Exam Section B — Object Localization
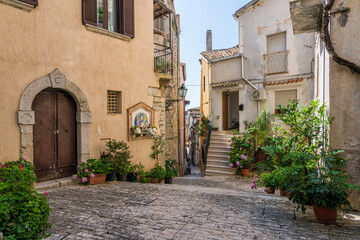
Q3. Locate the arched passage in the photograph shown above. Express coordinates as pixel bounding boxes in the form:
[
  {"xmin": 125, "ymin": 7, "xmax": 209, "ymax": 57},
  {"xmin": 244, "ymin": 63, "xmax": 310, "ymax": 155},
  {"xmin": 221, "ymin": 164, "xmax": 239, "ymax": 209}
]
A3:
[{"xmin": 18, "ymin": 69, "xmax": 92, "ymax": 180}]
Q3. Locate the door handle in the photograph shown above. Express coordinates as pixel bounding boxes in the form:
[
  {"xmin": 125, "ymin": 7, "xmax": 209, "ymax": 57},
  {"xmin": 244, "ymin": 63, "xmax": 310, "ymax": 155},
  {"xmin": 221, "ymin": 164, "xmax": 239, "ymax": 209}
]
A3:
[{"xmin": 54, "ymin": 130, "xmax": 60, "ymax": 135}]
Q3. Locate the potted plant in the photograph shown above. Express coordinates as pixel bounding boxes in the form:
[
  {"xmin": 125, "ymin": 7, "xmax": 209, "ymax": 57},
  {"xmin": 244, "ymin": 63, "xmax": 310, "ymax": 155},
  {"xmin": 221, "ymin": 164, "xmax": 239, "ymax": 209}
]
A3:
[
  {"xmin": 257, "ymin": 172, "xmax": 278, "ymax": 194},
  {"xmin": 147, "ymin": 162, "xmax": 166, "ymax": 184},
  {"xmin": 105, "ymin": 139, "xmax": 132, "ymax": 182},
  {"xmin": 165, "ymin": 158, "xmax": 178, "ymax": 184},
  {"xmin": 75, "ymin": 158, "xmax": 112, "ymax": 185},
  {"xmin": 127, "ymin": 163, "xmax": 140, "ymax": 182}
]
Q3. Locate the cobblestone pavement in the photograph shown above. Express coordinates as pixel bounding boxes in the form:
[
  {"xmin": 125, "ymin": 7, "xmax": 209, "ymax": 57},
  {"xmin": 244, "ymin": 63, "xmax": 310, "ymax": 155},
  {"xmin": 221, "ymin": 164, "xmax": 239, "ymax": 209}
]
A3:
[{"xmin": 44, "ymin": 176, "xmax": 360, "ymax": 240}]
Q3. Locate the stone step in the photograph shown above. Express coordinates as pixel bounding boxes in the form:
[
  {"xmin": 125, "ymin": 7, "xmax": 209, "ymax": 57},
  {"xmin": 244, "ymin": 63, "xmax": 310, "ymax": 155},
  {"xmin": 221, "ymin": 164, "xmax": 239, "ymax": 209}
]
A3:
[
  {"xmin": 207, "ymin": 154, "xmax": 229, "ymax": 161},
  {"xmin": 208, "ymin": 149, "xmax": 229, "ymax": 155},
  {"xmin": 207, "ymin": 159, "xmax": 230, "ymax": 166},
  {"xmin": 205, "ymin": 169, "xmax": 235, "ymax": 176},
  {"xmin": 206, "ymin": 164, "xmax": 236, "ymax": 172},
  {"xmin": 208, "ymin": 145, "xmax": 230, "ymax": 151},
  {"xmin": 210, "ymin": 141, "xmax": 231, "ymax": 147}
]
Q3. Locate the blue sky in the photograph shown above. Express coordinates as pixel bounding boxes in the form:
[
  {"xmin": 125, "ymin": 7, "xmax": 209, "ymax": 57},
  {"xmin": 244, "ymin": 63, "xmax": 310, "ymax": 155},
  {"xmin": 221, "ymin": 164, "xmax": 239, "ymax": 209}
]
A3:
[{"xmin": 176, "ymin": 0, "xmax": 248, "ymax": 110}]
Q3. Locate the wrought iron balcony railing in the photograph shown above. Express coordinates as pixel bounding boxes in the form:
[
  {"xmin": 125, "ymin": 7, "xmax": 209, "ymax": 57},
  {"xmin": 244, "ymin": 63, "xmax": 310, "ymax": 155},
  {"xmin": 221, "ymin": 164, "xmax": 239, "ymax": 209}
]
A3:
[
  {"xmin": 263, "ymin": 50, "xmax": 289, "ymax": 75},
  {"xmin": 154, "ymin": 43, "xmax": 173, "ymax": 75}
]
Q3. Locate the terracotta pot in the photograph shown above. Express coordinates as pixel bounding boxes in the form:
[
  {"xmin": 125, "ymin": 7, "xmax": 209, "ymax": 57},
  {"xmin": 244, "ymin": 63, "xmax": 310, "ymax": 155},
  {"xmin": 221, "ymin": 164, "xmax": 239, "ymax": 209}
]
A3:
[
  {"xmin": 313, "ymin": 205, "xmax": 338, "ymax": 224},
  {"xmin": 240, "ymin": 168, "xmax": 250, "ymax": 177},
  {"xmin": 159, "ymin": 179, "xmax": 165, "ymax": 184},
  {"xmin": 266, "ymin": 186, "xmax": 275, "ymax": 194},
  {"xmin": 86, "ymin": 173, "xmax": 106, "ymax": 185},
  {"xmin": 279, "ymin": 188, "xmax": 287, "ymax": 197},
  {"xmin": 256, "ymin": 152, "xmax": 268, "ymax": 162},
  {"xmin": 149, "ymin": 177, "xmax": 158, "ymax": 183}
]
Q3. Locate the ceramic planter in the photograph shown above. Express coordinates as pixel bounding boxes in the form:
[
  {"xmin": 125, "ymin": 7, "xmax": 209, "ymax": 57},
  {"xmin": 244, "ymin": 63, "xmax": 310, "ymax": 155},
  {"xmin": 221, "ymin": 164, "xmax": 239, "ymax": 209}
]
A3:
[
  {"xmin": 313, "ymin": 205, "xmax": 338, "ymax": 224},
  {"xmin": 86, "ymin": 173, "xmax": 106, "ymax": 185},
  {"xmin": 106, "ymin": 170, "xmax": 117, "ymax": 181},
  {"xmin": 127, "ymin": 172, "xmax": 137, "ymax": 182},
  {"xmin": 165, "ymin": 177, "xmax": 174, "ymax": 184},
  {"xmin": 117, "ymin": 173, "xmax": 127, "ymax": 181},
  {"xmin": 240, "ymin": 168, "xmax": 250, "ymax": 177}
]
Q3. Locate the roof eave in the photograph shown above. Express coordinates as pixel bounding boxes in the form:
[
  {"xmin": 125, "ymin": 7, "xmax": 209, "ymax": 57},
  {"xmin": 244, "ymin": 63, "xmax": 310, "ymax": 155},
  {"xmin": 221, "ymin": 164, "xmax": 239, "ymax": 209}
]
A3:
[{"xmin": 234, "ymin": 0, "xmax": 260, "ymax": 18}]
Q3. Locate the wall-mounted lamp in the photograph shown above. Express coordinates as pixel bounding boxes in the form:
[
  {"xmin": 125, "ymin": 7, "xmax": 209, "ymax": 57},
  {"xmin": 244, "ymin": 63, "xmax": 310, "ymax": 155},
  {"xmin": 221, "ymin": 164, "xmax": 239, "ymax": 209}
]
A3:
[
  {"xmin": 239, "ymin": 103, "xmax": 244, "ymax": 111},
  {"xmin": 165, "ymin": 84, "xmax": 188, "ymax": 109}
]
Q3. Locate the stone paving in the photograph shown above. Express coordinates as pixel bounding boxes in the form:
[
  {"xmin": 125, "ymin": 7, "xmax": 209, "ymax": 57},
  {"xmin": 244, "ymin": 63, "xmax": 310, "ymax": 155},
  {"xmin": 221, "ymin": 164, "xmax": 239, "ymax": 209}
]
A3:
[{"xmin": 43, "ymin": 176, "xmax": 360, "ymax": 240}]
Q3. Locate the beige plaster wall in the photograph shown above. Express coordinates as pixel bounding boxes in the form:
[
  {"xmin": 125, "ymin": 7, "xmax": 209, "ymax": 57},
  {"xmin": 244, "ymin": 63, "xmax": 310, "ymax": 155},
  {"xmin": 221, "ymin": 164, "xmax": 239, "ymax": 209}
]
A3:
[
  {"xmin": 0, "ymin": 0, "xmax": 160, "ymax": 170},
  {"xmin": 327, "ymin": 0, "xmax": 360, "ymax": 210},
  {"xmin": 211, "ymin": 57, "xmax": 242, "ymax": 83}
]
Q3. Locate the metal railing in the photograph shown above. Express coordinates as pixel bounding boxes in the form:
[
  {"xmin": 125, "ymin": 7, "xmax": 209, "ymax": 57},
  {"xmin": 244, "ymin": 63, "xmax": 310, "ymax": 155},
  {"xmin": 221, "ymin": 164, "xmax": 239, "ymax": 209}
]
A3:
[
  {"xmin": 264, "ymin": 50, "xmax": 289, "ymax": 74},
  {"xmin": 154, "ymin": 43, "xmax": 173, "ymax": 75}
]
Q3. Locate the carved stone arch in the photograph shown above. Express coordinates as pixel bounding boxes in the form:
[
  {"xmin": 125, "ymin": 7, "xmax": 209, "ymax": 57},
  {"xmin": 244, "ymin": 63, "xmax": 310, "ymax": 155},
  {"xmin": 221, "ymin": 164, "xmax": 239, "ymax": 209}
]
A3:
[{"xmin": 18, "ymin": 69, "xmax": 92, "ymax": 168}]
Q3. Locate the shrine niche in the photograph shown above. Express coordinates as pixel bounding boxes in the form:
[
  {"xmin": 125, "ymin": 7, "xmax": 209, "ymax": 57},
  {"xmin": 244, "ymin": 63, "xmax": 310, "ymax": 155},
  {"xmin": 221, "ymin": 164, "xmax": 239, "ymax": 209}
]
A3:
[{"xmin": 127, "ymin": 102, "xmax": 155, "ymax": 141}]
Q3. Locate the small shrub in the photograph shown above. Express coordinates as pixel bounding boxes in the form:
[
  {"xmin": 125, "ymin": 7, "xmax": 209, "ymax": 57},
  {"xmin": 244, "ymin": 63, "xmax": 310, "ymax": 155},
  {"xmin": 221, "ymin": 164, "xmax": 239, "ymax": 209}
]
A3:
[{"xmin": 0, "ymin": 157, "xmax": 51, "ymax": 239}]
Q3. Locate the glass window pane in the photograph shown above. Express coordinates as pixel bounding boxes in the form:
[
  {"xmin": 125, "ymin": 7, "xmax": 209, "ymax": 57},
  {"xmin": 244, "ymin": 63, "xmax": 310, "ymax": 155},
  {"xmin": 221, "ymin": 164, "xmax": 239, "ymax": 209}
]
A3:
[
  {"xmin": 97, "ymin": 0, "xmax": 104, "ymax": 28},
  {"xmin": 108, "ymin": 0, "xmax": 116, "ymax": 32}
]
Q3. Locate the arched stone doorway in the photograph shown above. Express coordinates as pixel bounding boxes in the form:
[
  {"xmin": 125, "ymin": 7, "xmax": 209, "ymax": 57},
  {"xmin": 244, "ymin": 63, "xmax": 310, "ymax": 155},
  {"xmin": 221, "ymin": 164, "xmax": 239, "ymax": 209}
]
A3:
[{"xmin": 18, "ymin": 69, "xmax": 92, "ymax": 181}]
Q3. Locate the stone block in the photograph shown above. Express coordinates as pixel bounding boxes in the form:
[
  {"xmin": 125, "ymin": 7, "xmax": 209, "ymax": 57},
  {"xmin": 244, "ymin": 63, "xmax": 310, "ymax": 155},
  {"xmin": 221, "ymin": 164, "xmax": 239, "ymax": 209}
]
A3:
[{"xmin": 18, "ymin": 111, "xmax": 35, "ymax": 125}]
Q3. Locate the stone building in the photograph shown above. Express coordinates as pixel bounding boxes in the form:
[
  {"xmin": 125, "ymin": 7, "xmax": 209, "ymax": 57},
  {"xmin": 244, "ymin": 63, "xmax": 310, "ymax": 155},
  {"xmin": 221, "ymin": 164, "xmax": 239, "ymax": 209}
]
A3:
[
  {"xmin": 0, "ymin": 0, "xmax": 180, "ymax": 182},
  {"xmin": 290, "ymin": 0, "xmax": 360, "ymax": 210},
  {"xmin": 200, "ymin": 0, "xmax": 316, "ymax": 132}
]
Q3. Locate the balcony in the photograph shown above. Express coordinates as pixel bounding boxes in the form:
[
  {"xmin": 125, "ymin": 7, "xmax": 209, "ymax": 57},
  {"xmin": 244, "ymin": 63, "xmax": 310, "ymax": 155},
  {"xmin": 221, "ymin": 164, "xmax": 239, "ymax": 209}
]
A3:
[
  {"xmin": 154, "ymin": 43, "xmax": 173, "ymax": 75},
  {"xmin": 263, "ymin": 50, "xmax": 289, "ymax": 75}
]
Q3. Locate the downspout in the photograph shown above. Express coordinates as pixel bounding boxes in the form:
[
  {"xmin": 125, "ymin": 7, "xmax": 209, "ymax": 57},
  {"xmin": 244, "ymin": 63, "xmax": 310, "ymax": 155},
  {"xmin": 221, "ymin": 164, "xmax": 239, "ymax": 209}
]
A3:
[{"xmin": 235, "ymin": 17, "xmax": 260, "ymax": 116}]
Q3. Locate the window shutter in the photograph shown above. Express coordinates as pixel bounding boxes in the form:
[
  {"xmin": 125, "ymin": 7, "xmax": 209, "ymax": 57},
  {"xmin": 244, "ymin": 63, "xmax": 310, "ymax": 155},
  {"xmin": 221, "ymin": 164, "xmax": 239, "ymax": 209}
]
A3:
[
  {"xmin": 122, "ymin": 0, "xmax": 134, "ymax": 38},
  {"xmin": 18, "ymin": 0, "xmax": 38, "ymax": 7},
  {"xmin": 82, "ymin": 0, "xmax": 97, "ymax": 26}
]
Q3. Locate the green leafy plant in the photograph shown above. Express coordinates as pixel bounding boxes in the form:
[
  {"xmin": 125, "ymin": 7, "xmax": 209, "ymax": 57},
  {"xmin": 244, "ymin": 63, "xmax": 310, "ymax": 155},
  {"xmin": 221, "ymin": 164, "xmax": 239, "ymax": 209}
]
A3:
[
  {"xmin": 151, "ymin": 135, "xmax": 164, "ymax": 161},
  {"xmin": 136, "ymin": 164, "xmax": 150, "ymax": 183},
  {"xmin": 227, "ymin": 130, "xmax": 255, "ymax": 169},
  {"xmin": 76, "ymin": 158, "xmax": 113, "ymax": 184},
  {"xmin": 0, "ymin": 157, "xmax": 51, "ymax": 239},
  {"xmin": 106, "ymin": 139, "xmax": 132, "ymax": 175},
  {"xmin": 165, "ymin": 158, "xmax": 178, "ymax": 178},
  {"xmin": 147, "ymin": 162, "xmax": 166, "ymax": 182}
]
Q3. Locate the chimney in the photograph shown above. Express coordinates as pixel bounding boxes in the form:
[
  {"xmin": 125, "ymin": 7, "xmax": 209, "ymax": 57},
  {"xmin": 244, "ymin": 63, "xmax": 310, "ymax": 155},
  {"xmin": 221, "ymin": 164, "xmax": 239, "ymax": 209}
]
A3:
[{"xmin": 206, "ymin": 30, "xmax": 212, "ymax": 51}]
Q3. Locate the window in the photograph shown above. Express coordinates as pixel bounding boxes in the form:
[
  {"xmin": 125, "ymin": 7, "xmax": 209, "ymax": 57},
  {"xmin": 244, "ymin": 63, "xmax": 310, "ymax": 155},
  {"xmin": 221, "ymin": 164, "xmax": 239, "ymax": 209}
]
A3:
[
  {"xmin": 107, "ymin": 90, "xmax": 122, "ymax": 114},
  {"xmin": 275, "ymin": 90, "xmax": 297, "ymax": 114},
  {"xmin": 154, "ymin": 17, "xmax": 166, "ymax": 33},
  {"xmin": 265, "ymin": 32, "xmax": 288, "ymax": 74},
  {"xmin": 82, "ymin": 0, "xmax": 134, "ymax": 38},
  {"xmin": 203, "ymin": 76, "xmax": 206, "ymax": 92}
]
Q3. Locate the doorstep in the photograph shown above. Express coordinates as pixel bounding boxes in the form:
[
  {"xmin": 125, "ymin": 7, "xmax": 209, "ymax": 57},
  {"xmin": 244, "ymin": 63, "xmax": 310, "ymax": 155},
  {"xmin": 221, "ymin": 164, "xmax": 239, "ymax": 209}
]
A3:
[{"xmin": 35, "ymin": 177, "xmax": 76, "ymax": 190}]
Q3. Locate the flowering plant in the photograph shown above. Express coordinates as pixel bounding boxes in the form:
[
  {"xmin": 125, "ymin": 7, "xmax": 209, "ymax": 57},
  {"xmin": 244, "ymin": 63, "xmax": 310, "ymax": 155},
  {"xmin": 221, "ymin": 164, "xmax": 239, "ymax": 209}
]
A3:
[
  {"xmin": 75, "ymin": 158, "xmax": 113, "ymax": 184},
  {"xmin": 132, "ymin": 126, "xmax": 142, "ymax": 137},
  {"xmin": 0, "ymin": 157, "xmax": 51, "ymax": 239},
  {"xmin": 227, "ymin": 130, "xmax": 255, "ymax": 169},
  {"xmin": 146, "ymin": 124, "xmax": 158, "ymax": 136},
  {"xmin": 195, "ymin": 115, "xmax": 217, "ymax": 136}
]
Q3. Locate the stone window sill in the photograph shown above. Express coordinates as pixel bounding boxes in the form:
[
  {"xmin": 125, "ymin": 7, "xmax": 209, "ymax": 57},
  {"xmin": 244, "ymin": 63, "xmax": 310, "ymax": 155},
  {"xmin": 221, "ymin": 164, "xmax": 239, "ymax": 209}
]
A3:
[
  {"xmin": 0, "ymin": 0, "xmax": 34, "ymax": 12},
  {"xmin": 85, "ymin": 24, "xmax": 131, "ymax": 42}
]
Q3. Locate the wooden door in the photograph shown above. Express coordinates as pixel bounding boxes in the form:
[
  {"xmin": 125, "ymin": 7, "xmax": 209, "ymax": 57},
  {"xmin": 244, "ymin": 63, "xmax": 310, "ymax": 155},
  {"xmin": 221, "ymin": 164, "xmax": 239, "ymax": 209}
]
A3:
[
  {"xmin": 222, "ymin": 92, "xmax": 228, "ymax": 130},
  {"xmin": 32, "ymin": 89, "xmax": 77, "ymax": 182}
]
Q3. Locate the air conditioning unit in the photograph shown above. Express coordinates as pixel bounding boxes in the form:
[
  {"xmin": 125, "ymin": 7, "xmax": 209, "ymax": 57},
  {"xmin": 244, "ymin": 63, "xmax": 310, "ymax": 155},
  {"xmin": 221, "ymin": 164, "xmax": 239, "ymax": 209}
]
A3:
[{"xmin": 251, "ymin": 89, "xmax": 266, "ymax": 101}]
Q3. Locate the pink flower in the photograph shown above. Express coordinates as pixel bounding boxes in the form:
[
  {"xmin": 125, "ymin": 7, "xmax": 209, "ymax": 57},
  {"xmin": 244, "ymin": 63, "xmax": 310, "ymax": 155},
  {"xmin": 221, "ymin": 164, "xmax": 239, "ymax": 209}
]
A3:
[
  {"xmin": 227, "ymin": 147, "xmax": 230, "ymax": 151},
  {"xmin": 20, "ymin": 166, "xmax": 24, "ymax": 170},
  {"xmin": 23, "ymin": 156, "xmax": 28, "ymax": 160},
  {"xmin": 1, "ymin": 165, "xmax": 6, "ymax": 168},
  {"xmin": 82, "ymin": 177, "xmax": 87, "ymax": 183},
  {"xmin": 0, "ymin": 179, "xmax": 2, "ymax": 182},
  {"xmin": 265, "ymin": 188, "xmax": 269, "ymax": 192},
  {"xmin": 236, "ymin": 161, "xmax": 240, "ymax": 166},
  {"xmin": 240, "ymin": 155, "xmax": 245, "ymax": 159},
  {"xmin": 251, "ymin": 184, "xmax": 256, "ymax": 189},
  {"xmin": 84, "ymin": 169, "xmax": 89, "ymax": 173},
  {"xmin": 253, "ymin": 180, "xmax": 257, "ymax": 184},
  {"xmin": 239, "ymin": 147, "xmax": 242, "ymax": 150},
  {"xmin": 244, "ymin": 156, "xmax": 247, "ymax": 160},
  {"xmin": 229, "ymin": 163, "xmax": 233, "ymax": 168},
  {"xmin": 43, "ymin": 192, "xmax": 48, "ymax": 196},
  {"xmin": 227, "ymin": 156, "xmax": 230, "ymax": 159},
  {"xmin": 90, "ymin": 173, "xmax": 95, "ymax": 178},
  {"xmin": 72, "ymin": 175, "xmax": 78, "ymax": 180},
  {"xmin": 239, "ymin": 165, "xmax": 243, "ymax": 168},
  {"xmin": 254, "ymin": 175, "xmax": 258, "ymax": 178}
]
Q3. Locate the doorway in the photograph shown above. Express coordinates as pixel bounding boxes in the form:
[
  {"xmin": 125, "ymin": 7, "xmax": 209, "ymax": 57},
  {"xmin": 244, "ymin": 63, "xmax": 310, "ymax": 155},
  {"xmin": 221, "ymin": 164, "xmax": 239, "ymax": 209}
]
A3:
[
  {"xmin": 32, "ymin": 89, "xmax": 77, "ymax": 182},
  {"xmin": 222, "ymin": 91, "xmax": 239, "ymax": 130}
]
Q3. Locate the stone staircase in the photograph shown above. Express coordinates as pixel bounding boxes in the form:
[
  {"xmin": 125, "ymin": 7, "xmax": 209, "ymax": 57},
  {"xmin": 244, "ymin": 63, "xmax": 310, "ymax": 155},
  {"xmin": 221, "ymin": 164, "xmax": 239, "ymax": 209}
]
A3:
[{"xmin": 205, "ymin": 131, "xmax": 236, "ymax": 176}]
